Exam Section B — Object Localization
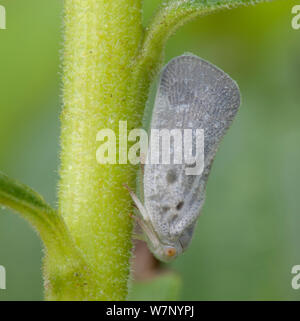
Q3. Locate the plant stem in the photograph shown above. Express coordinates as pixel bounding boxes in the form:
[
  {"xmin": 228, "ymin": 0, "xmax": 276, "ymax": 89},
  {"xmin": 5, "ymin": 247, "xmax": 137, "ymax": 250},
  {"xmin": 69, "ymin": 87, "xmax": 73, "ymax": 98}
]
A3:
[
  {"xmin": 58, "ymin": 0, "xmax": 143, "ymax": 300},
  {"xmin": 51, "ymin": 0, "xmax": 272, "ymax": 300}
]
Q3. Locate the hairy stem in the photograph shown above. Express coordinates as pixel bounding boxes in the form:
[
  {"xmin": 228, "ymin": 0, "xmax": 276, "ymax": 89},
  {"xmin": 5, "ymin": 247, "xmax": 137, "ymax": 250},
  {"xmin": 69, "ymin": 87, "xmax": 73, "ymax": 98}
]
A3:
[
  {"xmin": 55, "ymin": 0, "xmax": 271, "ymax": 300},
  {"xmin": 58, "ymin": 0, "xmax": 143, "ymax": 300},
  {"xmin": 132, "ymin": 0, "xmax": 271, "ymax": 116}
]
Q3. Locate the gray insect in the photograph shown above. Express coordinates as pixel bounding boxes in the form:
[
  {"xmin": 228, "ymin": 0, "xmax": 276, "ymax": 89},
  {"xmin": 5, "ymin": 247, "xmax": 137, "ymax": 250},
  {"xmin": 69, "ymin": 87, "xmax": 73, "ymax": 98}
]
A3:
[{"xmin": 126, "ymin": 54, "xmax": 240, "ymax": 262}]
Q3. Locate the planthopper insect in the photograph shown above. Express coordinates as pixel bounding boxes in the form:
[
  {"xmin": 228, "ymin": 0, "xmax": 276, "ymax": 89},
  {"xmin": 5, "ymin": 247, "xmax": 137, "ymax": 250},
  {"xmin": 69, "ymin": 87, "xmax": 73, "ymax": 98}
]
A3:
[{"xmin": 126, "ymin": 54, "xmax": 241, "ymax": 262}]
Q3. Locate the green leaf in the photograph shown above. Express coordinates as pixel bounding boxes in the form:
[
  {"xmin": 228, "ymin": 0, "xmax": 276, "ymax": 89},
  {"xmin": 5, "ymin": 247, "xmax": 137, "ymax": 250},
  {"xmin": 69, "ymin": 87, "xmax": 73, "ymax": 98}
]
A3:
[
  {"xmin": 128, "ymin": 272, "xmax": 182, "ymax": 301},
  {"xmin": 0, "ymin": 171, "xmax": 67, "ymax": 250},
  {"xmin": 0, "ymin": 171, "xmax": 90, "ymax": 300}
]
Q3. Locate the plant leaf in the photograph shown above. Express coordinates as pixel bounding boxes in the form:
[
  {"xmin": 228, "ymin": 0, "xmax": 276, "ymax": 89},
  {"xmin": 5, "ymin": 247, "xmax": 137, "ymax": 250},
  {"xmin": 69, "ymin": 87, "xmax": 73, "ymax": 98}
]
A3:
[
  {"xmin": 0, "ymin": 171, "xmax": 91, "ymax": 299},
  {"xmin": 0, "ymin": 171, "xmax": 70, "ymax": 252}
]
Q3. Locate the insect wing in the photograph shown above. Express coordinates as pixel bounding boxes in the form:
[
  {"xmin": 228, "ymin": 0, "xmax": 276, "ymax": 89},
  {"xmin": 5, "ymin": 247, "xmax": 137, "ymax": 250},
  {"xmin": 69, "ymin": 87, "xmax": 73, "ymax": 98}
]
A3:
[{"xmin": 144, "ymin": 55, "xmax": 241, "ymax": 242}]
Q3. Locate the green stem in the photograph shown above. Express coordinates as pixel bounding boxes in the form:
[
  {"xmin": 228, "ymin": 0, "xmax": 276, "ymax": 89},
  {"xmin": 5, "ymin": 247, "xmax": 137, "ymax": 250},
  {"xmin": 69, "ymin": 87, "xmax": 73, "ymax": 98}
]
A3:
[
  {"xmin": 55, "ymin": 0, "xmax": 271, "ymax": 301},
  {"xmin": 0, "ymin": 0, "xmax": 274, "ymax": 302},
  {"xmin": 132, "ymin": 0, "xmax": 271, "ymax": 115},
  {"xmin": 58, "ymin": 0, "xmax": 143, "ymax": 300}
]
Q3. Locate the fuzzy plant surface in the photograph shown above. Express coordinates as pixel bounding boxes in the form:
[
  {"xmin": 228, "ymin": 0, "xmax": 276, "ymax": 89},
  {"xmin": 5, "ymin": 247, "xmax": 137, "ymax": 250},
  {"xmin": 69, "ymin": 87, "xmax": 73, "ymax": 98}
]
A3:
[{"xmin": 0, "ymin": 0, "xmax": 272, "ymax": 301}]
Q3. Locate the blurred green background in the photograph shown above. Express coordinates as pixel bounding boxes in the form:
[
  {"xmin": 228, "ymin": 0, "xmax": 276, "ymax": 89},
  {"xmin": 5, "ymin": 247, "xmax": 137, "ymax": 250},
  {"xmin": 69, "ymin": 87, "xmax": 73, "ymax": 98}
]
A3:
[{"xmin": 0, "ymin": 0, "xmax": 299, "ymax": 300}]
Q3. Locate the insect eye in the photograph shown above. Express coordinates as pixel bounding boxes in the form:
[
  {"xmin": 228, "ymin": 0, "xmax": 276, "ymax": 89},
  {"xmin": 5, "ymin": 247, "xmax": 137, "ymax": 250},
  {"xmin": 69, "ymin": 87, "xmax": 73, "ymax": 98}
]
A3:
[
  {"xmin": 176, "ymin": 201, "xmax": 184, "ymax": 211},
  {"xmin": 165, "ymin": 247, "xmax": 177, "ymax": 257}
]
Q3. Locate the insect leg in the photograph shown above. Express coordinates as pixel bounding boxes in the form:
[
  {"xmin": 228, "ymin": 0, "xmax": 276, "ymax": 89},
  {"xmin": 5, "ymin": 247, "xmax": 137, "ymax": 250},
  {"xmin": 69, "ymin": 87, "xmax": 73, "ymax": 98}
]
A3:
[
  {"xmin": 130, "ymin": 212, "xmax": 160, "ymax": 249},
  {"xmin": 123, "ymin": 183, "xmax": 150, "ymax": 221}
]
